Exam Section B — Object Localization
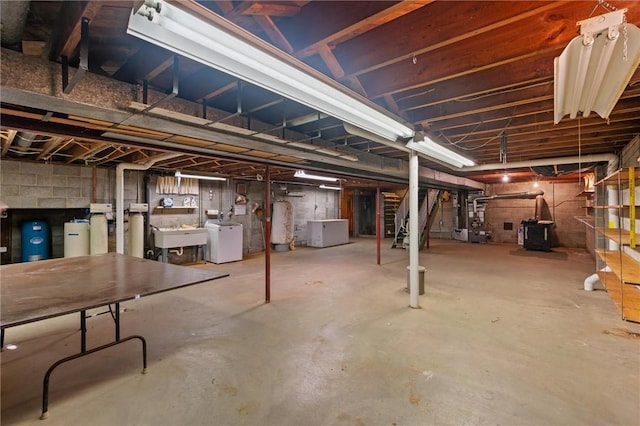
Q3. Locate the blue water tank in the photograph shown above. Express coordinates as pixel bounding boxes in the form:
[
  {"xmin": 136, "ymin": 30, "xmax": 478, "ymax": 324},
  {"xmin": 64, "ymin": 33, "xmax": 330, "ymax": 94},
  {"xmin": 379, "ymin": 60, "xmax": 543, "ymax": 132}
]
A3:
[{"xmin": 21, "ymin": 220, "xmax": 50, "ymax": 262}]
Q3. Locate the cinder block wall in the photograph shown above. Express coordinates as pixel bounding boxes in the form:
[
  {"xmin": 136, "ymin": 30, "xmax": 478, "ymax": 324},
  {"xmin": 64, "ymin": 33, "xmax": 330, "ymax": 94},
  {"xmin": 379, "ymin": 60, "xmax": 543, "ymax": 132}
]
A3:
[
  {"xmin": 196, "ymin": 180, "xmax": 339, "ymax": 251},
  {"xmin": 1, "ymin": 160, "xmax": 144, "ymax": 262},
  {"xmin": 1, "ymin": 160, "xmax": 340, "ymax": 263},
  {"xmin": 485, "ymin": 180, "xmax": 586, "ymax": 248},
  {"xmin": 0, "ymin": 159, "xmax": 110, "ymax": 208}
]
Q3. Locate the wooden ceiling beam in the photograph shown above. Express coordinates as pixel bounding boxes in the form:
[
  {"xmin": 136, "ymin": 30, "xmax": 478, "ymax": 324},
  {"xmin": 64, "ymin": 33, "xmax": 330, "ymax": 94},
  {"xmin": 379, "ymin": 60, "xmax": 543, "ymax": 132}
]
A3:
[
  {"xmin": 446, "ymin": 112, "xmax": 640, "ymax": 143},
  {"xmin": 144, "ymin": 56, "xmax": 175, "ymax": 82},
  {"xmin": 360, "ymin": 43, "xmax": 562, "ymax": 100},
  {"xmin": 49, "ymin": 1, "xmax": 102, "ymax": 61},
  {"xmin": 335, "ymin": 1, "xmax": 569, "ymax": 79},
  {"xmin": 37, "ymin": 136, "xmax": 66, "ymax": 160},
  {"xmin": 242, "ymin": 2, "xmax": 302, "ymax": 17},
  {"xmin": 419, "ymin": 95, "xmax": 552, "ymax": 125},
  {"xmin": 1, "ymin": 130, "xmax": 17, "ymax": 156},
  {"xmin": 113, "ymin": 45, "xmax": 172, "ymax": 83},
  {"xmin": 220, "ymin": 2, "xmax": 259, "ymax": 21},
  {"xmin": 95, "ymin": 146, "xmax": 144, "ymax": 165},
  {"xmin": 432, "ymin": 98, "xmax": 640, "ymax": 133},
  {"xmin": 456, "ymin": 128, "xmax": 640, "ymax": 151},
  {"xmin": 471, "ymin": 142, "xmax": 630, "ymax": 161},
  {"xmin": 412, "ymin": 83, "xmax": 553, "ymax": 124},
  {"xmin": 214, "ymin": 0, "xmax": 234, "ymax": 15},
  {"xmin": 295, "ymin": 1, "xmax": 432, "ymax": 59},
  {"xmin": 65, "ymin": 142, "xmax": 110, "ymax": 164},
  {"xmin": 317, "ymin": 45, "xmax": 345, "ymax": 80},
  {"xmin": 396, "ymin": 57, "xmax": 554, "ymax": 112},
  {"xmin": 201, "ymin": 81, "xmax": 238, "ymax": 102},
  {"xmin": 463, "ymin": 131, "xmax": 634, "ymax": 150},
  {"xmin": 253, "ymin": 15, "xmax": 294, "ymax": 54},
  {"xmin": 352, "ymin": 2, "xmax": 640, "ymax": 99}
]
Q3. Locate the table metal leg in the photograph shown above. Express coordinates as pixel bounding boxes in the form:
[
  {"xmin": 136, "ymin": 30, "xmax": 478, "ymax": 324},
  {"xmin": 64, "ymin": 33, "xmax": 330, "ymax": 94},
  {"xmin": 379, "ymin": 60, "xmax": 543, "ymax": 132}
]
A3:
[
  {"xmin": 162, "ymin": 248, "xmax": 168, "ymax": 263},
  {"xmin": 80, "ymin": 310, "xmax": 86, "ymax": 353},
  {"xmin": 115, "ymin": 302, "xmax": 120, "ymax": 341},
  {"xmin": 1, "ymin": 328, "xmax": 4, "ymax": 351},
  {"xmin": 40, "ymin": 335, "xmax": 147, "ymax": 420}
]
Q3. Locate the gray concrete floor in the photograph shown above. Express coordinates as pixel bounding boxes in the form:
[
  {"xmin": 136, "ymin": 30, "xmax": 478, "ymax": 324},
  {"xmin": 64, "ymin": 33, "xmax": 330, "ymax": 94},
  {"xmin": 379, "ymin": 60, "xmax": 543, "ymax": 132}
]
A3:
[{"xmin": 2, "ymin": 238, "xmax": 639, "ymax": 426}]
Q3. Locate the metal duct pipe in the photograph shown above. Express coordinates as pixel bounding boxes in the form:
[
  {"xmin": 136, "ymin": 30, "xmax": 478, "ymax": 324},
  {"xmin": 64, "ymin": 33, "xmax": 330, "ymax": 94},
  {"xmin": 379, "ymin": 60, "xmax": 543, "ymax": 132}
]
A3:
[
  {"xmin": 459, "ymin": 154, "xmax": 617, "ymax": 172},
  {"xmin": 472, "ymin": 190, "xmax": 544, "ymax": 213},
  {"xmin": 116, "ymin": 153, "xmax": 181, "ymax": 254},
  {"xmin": 1, "ymin": 1, "xmax": 30, "ymax": 47},
  {"xmin": 16, "ymin": 131, "xmax": 37, "ymax": 147},
  {"xmin": 535, "ymin": 195, "xmax": 545, "ymax": 220}
]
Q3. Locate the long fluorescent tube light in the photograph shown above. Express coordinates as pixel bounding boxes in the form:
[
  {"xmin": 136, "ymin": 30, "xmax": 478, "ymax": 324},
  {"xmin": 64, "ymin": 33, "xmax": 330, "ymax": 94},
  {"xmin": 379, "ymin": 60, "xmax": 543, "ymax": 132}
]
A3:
[
  {"xmin": 406, "ymin": 137, "xmax": 475, "ymax": 168},
  {"xmin": 175, "ymin": 171, "xmax": 226, "ymax": 181},
  {"xmin": 554, "ymin": 9, "xmax": 640, "ymax": 123},
  {"xmin": 294, "ymin": 170, "xmax": 338, "ymax": 182},
  {"xmin": 319, "ymin": 185, "xmax": 342, "ymax": 191},
  {"xmin": 127, "ymin": 1, "xmax": 414, "ymax": 143}
]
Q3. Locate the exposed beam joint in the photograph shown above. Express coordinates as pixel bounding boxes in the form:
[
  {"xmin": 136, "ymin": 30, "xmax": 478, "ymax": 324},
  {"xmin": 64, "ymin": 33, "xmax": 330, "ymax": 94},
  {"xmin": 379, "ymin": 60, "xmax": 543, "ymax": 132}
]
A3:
[{"xmin": 295, "ymin": 1, "xmax": 432, "ymax": 59}]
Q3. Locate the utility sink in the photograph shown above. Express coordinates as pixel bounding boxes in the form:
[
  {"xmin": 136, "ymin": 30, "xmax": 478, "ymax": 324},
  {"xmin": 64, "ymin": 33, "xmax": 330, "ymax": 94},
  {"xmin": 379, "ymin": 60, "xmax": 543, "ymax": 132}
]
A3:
[{"xmin": 153, "ymin": 228, "xmax": 208, "ymax": 248}]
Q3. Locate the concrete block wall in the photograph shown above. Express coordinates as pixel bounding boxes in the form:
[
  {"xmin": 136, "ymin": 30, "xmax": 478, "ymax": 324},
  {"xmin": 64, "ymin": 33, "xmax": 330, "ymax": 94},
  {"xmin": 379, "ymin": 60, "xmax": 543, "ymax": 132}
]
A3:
[
  {"xmin": 147, "ymin": 177, "xmax": 340, "ymax": 258},
  {"xmin": 1, "ymin": 160, "xmax": 145, "ymax": 262},
  {"xmin": 0, "ymin": 159, "xmax": 110, "ymax": 208},
  {"xmin": 485, "ymin": 180, "xmax": 586, "ymax": 248},
  {"xmin": 195, "ymin": 180, "xmax": 339, "ymax": 251}
]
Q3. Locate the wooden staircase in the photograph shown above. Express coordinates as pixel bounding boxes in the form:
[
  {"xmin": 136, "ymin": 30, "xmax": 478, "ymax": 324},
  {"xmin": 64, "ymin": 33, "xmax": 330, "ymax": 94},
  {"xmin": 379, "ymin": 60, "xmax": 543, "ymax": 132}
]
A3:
[{"xmin": 391, "ymin": 188, "xmax": 440, "ymax": 249}]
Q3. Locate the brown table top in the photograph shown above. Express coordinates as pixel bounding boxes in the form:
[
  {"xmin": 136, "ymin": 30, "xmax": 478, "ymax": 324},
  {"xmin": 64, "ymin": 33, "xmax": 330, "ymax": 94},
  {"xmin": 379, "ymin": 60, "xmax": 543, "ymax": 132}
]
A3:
[{"xmin": 1, "ymin": 253, "xmax": 228, "ymax": 329}]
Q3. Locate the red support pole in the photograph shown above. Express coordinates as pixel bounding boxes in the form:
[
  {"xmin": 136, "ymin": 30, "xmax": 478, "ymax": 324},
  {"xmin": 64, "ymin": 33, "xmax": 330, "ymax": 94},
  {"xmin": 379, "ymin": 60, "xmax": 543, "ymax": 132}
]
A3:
[
  {"xmin": 426, "ymin": 189, "xmax": 430, "ymax": 249},
  {"xmin": 265, "ymin": 166, "xmax": 271, "ymax": 303},
  {"xmin": 376, "ymin": 186, "xmax": 381, "ymax": 265}
]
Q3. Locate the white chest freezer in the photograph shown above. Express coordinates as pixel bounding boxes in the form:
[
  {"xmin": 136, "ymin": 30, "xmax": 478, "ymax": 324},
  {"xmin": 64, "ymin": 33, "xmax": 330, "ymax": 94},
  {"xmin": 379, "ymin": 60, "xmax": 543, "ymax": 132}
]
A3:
[
  {"xmin": 205, "ymin": 221, "xmax": 243, "ymax": 263},
  {"xmin": 307, "ymin": 219, "xmax": 349, "ymax": 248}
]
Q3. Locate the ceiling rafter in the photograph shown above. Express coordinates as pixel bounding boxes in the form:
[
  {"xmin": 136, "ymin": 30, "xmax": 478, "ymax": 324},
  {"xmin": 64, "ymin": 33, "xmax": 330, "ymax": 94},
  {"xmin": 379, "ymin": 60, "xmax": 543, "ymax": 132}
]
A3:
[
  {"xmin": 37, "ymin": 136, "xmax": 66, "ymax": 160},
  {"xmin": 294, "ymin": 1, "xmax": 432, "ymax": 59},
  {"xmin": 49, "ymin": 1, "xmax": 103, "ymax": 61},
  {"xmin": 337, "ymin": 2, "xmax": 568, "ymax": 80},
  {"xmin": 253, "ymin": 15, "xmax": 294, "ymax": 54}
]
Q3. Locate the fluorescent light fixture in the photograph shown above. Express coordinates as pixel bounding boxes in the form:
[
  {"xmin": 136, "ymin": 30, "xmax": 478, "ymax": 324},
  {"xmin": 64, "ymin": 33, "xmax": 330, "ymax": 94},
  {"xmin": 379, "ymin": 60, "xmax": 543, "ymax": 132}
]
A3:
[
  {"xmin": 294, "ymin": 170, "xmax": 338, "ymax": 182},
  {"xmin": 319, "ymin": 185, "xmax": 342, "ymax": 191},
  {"xmin": 406, "ymin": 136, "xmax": 475, "ymax": 168},
  {"xmin": 554, "ymin": 9, "xmax": 640, "ymax": 123},
  {"xmin": 175, "ymin": 171, "xmax": 226, "ymax": 181},
  {"xmin": 127, "ymin": 1, "xmax": 414, "ymax": 143}
]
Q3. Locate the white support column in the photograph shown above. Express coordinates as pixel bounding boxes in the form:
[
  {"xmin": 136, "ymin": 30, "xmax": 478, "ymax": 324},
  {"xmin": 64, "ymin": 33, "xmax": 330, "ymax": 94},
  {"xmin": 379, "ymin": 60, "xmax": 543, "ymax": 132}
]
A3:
[{"xmin": 409, "ymin": 150, "xmax": 420, "ymax": 308}]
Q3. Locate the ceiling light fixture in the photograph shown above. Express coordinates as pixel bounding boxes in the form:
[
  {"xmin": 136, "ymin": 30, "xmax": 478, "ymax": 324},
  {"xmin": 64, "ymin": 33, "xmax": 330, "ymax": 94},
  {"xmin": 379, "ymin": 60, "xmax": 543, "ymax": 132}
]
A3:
[
  {"xmin": 127, "ymin": 0, "xmax": 414, "ymax": 143},
  {"xmin": 319, "ymin": 184, "xmax": 342, "ymax": 191},
  {"xmin": 406, "ymin": 135, "xmax": 475, "ymax": 168},
  {"xmin": 554, "ymin": 8, "xmax": 640, "ymax": 123},
  {"xmin": 175, "ymin": 171, "xmax": 226, "ymax": 181},
  {"xmin": 294, "ymin": 170, "xmax": 338, "ymax": 182}
]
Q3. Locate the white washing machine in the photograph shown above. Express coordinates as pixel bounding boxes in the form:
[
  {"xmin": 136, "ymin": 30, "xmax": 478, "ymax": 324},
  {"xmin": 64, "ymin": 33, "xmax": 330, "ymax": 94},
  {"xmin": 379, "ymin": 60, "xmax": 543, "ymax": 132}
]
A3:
[{"xmin": 205, "ymin": 220, "xmax": 243, "ymax": 263}]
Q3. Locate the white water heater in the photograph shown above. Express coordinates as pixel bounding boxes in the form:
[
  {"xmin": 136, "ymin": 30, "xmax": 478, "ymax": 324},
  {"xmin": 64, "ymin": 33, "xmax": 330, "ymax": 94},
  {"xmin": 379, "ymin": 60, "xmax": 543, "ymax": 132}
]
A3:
[{"xmin": 271, "ymin": 201, "xmax": 294, "ymax": 245}]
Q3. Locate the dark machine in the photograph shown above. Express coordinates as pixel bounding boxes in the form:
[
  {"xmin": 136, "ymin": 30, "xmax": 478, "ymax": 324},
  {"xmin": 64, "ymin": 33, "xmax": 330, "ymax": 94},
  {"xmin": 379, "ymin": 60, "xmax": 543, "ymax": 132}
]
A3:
[{"xmin": 467, "ymin": 190, "xmax": 545, "ymax": 244}]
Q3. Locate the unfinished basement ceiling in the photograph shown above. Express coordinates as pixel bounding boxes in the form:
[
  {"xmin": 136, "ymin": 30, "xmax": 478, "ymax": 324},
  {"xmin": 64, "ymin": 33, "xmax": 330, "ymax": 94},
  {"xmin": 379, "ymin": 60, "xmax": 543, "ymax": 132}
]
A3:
[{"xmin": 1, "ymin": 1, "xmax": 639, "ymax": 186}]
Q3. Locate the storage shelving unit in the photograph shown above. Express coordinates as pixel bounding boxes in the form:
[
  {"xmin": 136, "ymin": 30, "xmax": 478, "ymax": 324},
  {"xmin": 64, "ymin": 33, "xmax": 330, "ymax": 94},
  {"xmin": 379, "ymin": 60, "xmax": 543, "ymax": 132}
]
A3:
[{"xmin": 594, "ymin": 167, "xmax": 640, "ymax": 322}]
